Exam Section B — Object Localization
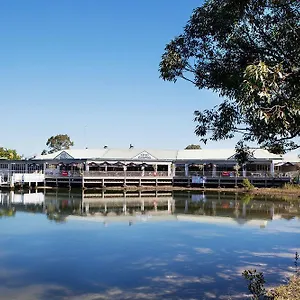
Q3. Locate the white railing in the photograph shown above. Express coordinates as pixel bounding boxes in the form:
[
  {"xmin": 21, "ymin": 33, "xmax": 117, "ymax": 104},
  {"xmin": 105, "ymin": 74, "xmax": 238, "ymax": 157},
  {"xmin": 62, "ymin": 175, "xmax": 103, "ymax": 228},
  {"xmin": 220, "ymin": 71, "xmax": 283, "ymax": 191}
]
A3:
[
  {"xmin": 175, "ymin": 170, "xmax": 290, "ymax": 178},
  {"xmin": 83, "ymin": 171, "xmax": 169, "ymax": 177},
  {"xmin": 13, "ymin": 173, "xmax": 45, "ymax": 183}
]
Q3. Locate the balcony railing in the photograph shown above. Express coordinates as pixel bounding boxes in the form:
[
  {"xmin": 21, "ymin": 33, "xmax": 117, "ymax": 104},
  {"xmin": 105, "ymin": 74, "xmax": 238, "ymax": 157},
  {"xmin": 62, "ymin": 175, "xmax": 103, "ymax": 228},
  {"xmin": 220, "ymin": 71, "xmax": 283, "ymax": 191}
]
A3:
[
  {"xmin": 175, "ymin": 170, "xmax": 289, "ymax": 178},
  {"xmin": 83, "ymin": 171, "xmax": 169, "ymax": 177}
]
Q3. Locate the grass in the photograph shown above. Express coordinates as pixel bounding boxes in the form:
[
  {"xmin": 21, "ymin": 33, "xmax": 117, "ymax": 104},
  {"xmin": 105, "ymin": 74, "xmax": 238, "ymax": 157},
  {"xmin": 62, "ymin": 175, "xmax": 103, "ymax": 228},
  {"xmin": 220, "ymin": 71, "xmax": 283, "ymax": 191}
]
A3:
[
  {"xmin": 282, "ymin": 183, "xmax": 300, "ymax": 191},
  {"xmin": 267, "ymin": 276, "xmax": 300, "ymax": 300}
]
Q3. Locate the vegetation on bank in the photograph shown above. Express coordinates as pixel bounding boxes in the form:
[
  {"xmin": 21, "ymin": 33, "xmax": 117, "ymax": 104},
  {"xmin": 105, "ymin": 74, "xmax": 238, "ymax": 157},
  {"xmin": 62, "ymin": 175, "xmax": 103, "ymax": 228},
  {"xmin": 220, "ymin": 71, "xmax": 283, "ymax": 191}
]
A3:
[
  {"xmin": 243, "ymin": 253, "xmax": 299, "ymax": 300},
  {"xmin": 268, "ymin": 276, "xmax": 300, "ymax": 300},
  {"xmin": 244, "ymin": 271, "xmax": 300, "ymax": 300},
  {"xmin": 0, "ymin": 208, "xmax": 16, "ymax": 217}
]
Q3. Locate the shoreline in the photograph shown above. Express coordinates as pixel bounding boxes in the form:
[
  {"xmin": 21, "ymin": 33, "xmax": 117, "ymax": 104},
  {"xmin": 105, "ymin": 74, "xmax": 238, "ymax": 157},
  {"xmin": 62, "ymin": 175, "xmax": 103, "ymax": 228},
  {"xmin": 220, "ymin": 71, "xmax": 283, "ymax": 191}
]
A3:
[
  {"xmin": 1, "ymin": 185, "xmax": 298, "ymax": 200},
  {"xmin": 32, "ymin": 185, "xmax": 300, "ymax": 199}
]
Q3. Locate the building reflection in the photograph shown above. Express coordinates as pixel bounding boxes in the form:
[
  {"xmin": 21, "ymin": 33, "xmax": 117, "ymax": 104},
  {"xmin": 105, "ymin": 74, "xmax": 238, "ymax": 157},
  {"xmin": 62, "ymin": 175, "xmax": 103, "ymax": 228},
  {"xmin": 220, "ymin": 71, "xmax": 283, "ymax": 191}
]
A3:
[{"xmin": 0, "ymin": 190, "xmax": 300, "ymax": 226}]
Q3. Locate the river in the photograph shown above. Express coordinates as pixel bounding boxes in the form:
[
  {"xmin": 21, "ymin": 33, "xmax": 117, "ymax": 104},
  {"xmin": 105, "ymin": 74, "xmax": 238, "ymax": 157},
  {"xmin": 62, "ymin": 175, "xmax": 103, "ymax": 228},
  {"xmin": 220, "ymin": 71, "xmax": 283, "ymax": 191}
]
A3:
[{"xmin": 0, "ymin": 190, "xmax": 299, "ymax": 299}]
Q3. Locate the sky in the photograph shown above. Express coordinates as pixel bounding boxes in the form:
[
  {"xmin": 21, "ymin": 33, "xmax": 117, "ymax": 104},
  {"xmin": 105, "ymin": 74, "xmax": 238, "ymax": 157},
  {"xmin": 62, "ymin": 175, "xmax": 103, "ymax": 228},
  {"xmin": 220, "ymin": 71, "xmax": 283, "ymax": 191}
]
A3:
[{"xmin": 0, "ymin": 0, "xmax": 237, "ymax": 157}]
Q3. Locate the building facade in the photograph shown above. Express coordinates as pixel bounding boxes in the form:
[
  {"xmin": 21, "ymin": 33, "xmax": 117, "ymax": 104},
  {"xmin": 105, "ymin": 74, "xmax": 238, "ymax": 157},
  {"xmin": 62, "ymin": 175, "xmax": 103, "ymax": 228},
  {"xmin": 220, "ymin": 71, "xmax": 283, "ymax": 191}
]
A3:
[{"xmin": 0, "ymin": 147, "xmax": 287, "ymax": 188}]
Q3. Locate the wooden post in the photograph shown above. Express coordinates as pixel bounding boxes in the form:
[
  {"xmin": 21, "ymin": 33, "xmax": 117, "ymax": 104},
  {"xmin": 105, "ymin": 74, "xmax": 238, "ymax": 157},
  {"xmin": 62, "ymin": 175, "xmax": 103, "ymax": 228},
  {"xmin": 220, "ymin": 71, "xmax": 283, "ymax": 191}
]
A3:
[{"xmin": 187, "ymin": 176, "xmax": 191, "ymax": 188}]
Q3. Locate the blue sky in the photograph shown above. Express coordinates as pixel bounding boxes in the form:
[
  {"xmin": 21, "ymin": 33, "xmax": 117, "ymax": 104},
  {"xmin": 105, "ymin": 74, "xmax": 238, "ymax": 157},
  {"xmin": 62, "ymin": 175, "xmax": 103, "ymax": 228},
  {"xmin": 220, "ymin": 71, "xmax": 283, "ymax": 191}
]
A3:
[{"xmin": 0, "ymin": 0, "xmax": 235, "ymax": 157}]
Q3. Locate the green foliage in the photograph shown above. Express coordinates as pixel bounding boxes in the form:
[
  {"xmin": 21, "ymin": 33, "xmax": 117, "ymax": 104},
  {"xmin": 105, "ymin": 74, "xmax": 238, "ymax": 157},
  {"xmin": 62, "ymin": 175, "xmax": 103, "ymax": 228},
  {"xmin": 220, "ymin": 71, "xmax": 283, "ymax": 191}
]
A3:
[
  {"xmin": 0, "ymin": 208, "xmax": 16, "ymax": 217},
  {"xmin": 282, "ymin": 183, "xmax": 300, "ymax": 190},
  {"xmin": 241, "ymin": 193, "xmax": 254, "ymax": 204},
  {"xmin": 47, "ymin": 213, "xmax": 66, "ymax": 223},
  {"xmin": 267, "ymin": 275, "xmax": 300, "ymax": 300},
  {"xmin": 243, "ymin": 253, "xmax": 300, "ymax": 300},
  {"xmin": 185, "ymin": 144, "xmax": 201, "ymax": 149},
  {"xmin": 41, "ymin": 149, "xmax": 48, "ymax": 155},
  {"xmin": 242, "ymin": 178, "xmax": 255, "ymax": 190},
  {"xmin": 235, "ymin": 141, "xmax": 253, "ymax": 165},
  {"xmin": 242, "ymin": 269, "xmax": 267, "ymax": 300},
  {"xmin": 45, "ymin": 134, "xmax": 74, "ymax": 154},
  {"xmin": 159, "ymin": 0, "xmax": 300, "ymax": 154},
  {"xmin": 0, "ymin": 147, "xmax": 21, "ymax": 160}
]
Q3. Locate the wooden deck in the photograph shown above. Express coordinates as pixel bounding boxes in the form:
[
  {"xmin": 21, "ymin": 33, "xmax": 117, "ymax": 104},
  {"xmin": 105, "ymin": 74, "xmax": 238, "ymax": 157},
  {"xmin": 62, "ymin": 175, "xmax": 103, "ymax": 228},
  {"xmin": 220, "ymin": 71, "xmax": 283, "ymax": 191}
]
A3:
[{"xmin": 0, "ymin": 171, "xmax": 291, "ymax": 189}]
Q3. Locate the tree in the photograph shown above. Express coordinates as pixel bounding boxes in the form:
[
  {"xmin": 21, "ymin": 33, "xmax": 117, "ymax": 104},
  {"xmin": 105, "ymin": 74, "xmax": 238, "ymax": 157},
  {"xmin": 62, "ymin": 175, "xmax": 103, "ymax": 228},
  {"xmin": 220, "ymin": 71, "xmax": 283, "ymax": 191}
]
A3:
[
  {"xmin": 185, "ymin": 144, "xmax": 201, "ymax": 149},
  {"xmin": 159, "ymin": 0, "xmax": 300, "ymax": 154},
  {"xmin": 0, "ymin": 147, "xmax": 21, "ymax": 160},
  {"xmin": 45, "ymin": 134, "xmax": 74, "ymax": 154},
  {"xmin": 41, "ymin": 149, "xmax": 48, "ymax": 155}
]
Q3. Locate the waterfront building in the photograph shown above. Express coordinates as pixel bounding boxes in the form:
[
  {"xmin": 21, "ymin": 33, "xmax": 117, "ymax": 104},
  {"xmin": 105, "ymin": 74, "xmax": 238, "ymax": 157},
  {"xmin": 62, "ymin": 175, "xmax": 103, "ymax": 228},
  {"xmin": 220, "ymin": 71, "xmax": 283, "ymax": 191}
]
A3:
[{"xmin": 0, "ymin": 147, "xmax": 291, "ymax": 188}]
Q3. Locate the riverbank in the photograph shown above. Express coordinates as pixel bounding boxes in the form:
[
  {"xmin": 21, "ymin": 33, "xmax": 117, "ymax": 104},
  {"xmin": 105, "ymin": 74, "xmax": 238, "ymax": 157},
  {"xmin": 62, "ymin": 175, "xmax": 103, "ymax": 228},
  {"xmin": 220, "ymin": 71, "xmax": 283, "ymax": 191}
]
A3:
[
  {"xmin": 32, "ymin": 184, "xmax": 300, "ymax": 197},
  {"xmin": 6, "ymin": 184, "xmax": 298, "ymax": 201},
  {"xmin": 81, "ymin": 185, "xmax": 300, "ymax": 198},
  {"xmin": 268, "ymin": 275, "xmax": 300, "ymax": 299}
]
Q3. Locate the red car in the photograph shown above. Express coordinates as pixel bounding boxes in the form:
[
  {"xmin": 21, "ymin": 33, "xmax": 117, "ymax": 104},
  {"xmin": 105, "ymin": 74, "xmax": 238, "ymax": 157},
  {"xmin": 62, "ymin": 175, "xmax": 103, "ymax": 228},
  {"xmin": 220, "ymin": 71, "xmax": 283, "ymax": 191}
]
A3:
[{"xmin": 61, "ymin": 171, "xmax": 69, "ymax": 176}]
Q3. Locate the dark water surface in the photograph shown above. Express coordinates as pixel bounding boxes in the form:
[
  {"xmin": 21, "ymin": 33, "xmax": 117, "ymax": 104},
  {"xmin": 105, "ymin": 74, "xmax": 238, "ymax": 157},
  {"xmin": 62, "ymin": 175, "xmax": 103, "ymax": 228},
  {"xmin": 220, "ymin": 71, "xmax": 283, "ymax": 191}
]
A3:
[{"xmin": 0, "ymin": 190, "xmax": 299, "ymax": 300}]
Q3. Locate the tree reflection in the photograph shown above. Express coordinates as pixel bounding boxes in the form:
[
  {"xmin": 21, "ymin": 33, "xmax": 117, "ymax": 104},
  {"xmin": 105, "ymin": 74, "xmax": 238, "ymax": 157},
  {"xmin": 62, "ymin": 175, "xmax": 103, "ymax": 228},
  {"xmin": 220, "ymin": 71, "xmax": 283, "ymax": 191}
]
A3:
[
  {"xmin": 0, "ymin": 208, "xmax": 16, "ymax": 217},
  {"xmin": 46, "ymin": 213, "xmax": 66, "ymax": 223}
]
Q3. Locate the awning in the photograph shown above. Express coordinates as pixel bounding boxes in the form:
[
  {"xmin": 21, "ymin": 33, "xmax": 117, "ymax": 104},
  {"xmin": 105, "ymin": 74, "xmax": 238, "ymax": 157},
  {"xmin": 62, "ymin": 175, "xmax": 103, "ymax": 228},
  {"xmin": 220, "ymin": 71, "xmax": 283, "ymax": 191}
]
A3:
[
  {"xmin": 98, "ymin": 161, "xmax": 111, "ymax": 166},
  {"xmin": 126, "ymin": 162, "xmax": 138, "ymax": 167},
  {"xmin": 111, "ymin": 161, "xmax": 126, "ymax": 166},
  {"xmin": 88, "ymin": 162, "xmax": 99, "ymax": 167}
]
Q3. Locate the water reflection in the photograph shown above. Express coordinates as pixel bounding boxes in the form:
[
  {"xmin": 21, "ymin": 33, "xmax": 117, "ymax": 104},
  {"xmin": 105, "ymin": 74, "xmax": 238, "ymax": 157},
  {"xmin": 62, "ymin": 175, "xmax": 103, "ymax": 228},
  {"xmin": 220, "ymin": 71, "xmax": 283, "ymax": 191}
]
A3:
[
  {"xmin": 0, "ymin": 190, "xmax": 299, "ymax": 299},
  {"xmin": 1, "ymin": 190, "xmax": 300, "ymax": 226}
]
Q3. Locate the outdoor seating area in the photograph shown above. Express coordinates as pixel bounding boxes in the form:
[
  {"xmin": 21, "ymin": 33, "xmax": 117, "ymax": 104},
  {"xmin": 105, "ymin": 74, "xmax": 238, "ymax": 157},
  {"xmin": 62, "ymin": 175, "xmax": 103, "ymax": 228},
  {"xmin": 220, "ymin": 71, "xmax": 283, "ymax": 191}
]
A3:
[{"xmin": 0, "ymin": 147, "xmax": 298, "ymax": 188}]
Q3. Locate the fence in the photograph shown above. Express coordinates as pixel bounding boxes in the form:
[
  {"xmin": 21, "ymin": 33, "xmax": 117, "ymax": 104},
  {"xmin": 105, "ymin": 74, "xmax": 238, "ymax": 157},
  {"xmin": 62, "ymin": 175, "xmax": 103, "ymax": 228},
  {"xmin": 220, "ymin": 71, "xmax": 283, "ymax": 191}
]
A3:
[{"xmin": 175, "ymin": 170, "xmax": 291, "ymax": 178}]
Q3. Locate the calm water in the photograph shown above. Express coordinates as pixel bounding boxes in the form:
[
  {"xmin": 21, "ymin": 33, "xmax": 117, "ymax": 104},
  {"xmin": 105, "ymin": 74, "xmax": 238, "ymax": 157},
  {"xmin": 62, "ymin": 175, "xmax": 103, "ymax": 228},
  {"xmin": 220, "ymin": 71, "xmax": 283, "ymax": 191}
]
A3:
[{"xmin": 0, "ymin": 190, "xmax": 299, "ymax": 300}]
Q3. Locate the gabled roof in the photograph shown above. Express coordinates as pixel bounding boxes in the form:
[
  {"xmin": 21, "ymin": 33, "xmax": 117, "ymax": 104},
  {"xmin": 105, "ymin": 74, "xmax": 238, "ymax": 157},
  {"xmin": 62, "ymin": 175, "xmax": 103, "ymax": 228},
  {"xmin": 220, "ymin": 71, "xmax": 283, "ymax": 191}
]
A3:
[{"xmin": 34, "ymin": 148, "xmax": 178, "ymax": 161}]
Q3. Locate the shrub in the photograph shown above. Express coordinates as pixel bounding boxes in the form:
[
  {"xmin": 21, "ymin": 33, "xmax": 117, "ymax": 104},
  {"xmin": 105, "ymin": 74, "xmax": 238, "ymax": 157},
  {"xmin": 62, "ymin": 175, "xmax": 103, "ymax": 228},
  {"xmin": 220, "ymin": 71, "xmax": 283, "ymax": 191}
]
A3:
[
  {"xmin": 242, "ymin": 269, "xmax": 267, "ymax": 299},
  {"xmin": 242, "ymin": 178, "xmax": 255, "ymax": 190}
]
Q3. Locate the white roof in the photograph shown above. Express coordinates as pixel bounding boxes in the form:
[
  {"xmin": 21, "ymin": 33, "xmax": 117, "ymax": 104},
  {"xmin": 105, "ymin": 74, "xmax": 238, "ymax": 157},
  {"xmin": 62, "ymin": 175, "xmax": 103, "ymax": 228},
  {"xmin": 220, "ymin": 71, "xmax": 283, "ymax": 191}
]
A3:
[
  {"xmin": 283, "ymin": 150, "xmax": 300, "ymax": 163},
  {"xmin": 177, "ymin": 149, "xmax": 235, "ymax": 160},
  {"xmin": 101, "ymin": 148, "xmax": 178, "ymax": 160},
  {"xmin": 251, "ymin": 149, "xmax": 283, "ymax": 160},
  {"xmin": 34, "ymin": 147, "xmax": 282, "ymax": 162},
  {"xmin": 35, "ymin": 148, "xmax": 178, "ymax": 161},
  {"xmin": 177, "ymin": 148, "xmax": 282, "ymax": 161}
]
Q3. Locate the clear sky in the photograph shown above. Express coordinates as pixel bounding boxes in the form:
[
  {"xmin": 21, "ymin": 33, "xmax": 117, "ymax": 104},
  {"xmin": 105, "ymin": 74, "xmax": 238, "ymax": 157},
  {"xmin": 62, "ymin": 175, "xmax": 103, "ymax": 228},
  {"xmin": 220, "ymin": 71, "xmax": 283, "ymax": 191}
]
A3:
[{"xmin": 0, "ymin": 0, "xmax": 236, "ymax": 157}]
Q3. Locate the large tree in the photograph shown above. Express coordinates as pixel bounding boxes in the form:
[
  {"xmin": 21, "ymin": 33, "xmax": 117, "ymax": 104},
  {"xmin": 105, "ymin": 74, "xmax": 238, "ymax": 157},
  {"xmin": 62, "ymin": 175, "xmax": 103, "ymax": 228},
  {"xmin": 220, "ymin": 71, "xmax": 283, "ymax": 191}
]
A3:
[
  {"xmin": 0, "ymin": 147, "xmax": 21, "ymax": 160},
  {"xmin": 159, "ymin": 0, "xmax": 300, "ymax": 154},
  {"xmin": 44, "ymin": 134, "xmax": 74, "ymax": 154}
]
